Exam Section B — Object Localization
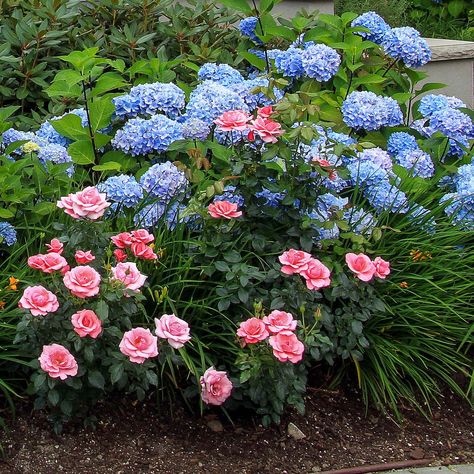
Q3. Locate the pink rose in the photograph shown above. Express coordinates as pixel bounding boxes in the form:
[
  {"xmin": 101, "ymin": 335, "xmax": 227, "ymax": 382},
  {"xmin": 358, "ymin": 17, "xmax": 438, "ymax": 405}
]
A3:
[
  {"xmin": 27, "ymin": 253, "xmax": 68, "ymax": 274},
  {"xmin": 373, "ymin": 256, "xmax": 390, "ymax": 279},
  {"xmin": 57, "ymin": 186, "xmax": 110, "ymax": 220},
  {"xmin": 119, "ymin": 327, "xmax": 158, "ymax": 364},
  {"xmin": 131, "ymin": 229, "xmax": 154, "ymax": 244},
  {"xmin": 278, "ymin": 249, "xmax": 312, "ymax": 275},
  {"xmin": 257, "ymin": 105, "xmax": 274, "ymax": 118},
  {"xmin": 111, "ymin": 232, "xmax": 133, "ymax": 249},
  {"xmin": 111, "ymin": 262, "xmax": 147, "ymax": 292},
  {"xmin": 71, "ymin": 309, "xmax": 102, "ymax": 338},
  {"xmin": 131, "ymin": 242, "xmax": 157, "ymax": 260},
  {"xmin": 114, "ymin": 249, "xmax": 128, "ymax": 262},
  {"xmin": 155, "ymin": 314, "xmax": 191, "ymax": 349},
  {"xmin": 74, "ymin": 250, "xmax": 95, "ymax": 265},
  {"xmin": 214, "ymin": 110, "xmax": 251, "ymax": 132},
  {"xmin": 200, "ymin": 367, "xmax": 233, "ymax": 406},
  {"xmin": 263, "ymin": 310, "xmax": 297, "ymax": 334},
  {"xmin": 208, "ymin": 200, "xmax": 242, "ymax": 219},
  {"xmin": 19, "ymin": 286, "xmax": 59, "ymax": 316},
  {"xmin": 27, "ymin": 255, "xmax": 46, "ymax": 271},
  {"xmin": 345, "ymin": 253, "xmax": 376, "ymax": 282},
  {"xmin": 61, "ymin": 264, "xmax": 70, "ymax": 276},
  {"xmin": 300, "ymin": 259, "xmax": 331, "ymax": 291},
  {"xmin": 46, "ymin": 238, "xmax": 63, "ymax": 254},
  {"xmin": 63, "ymin": 265, "xmax": 101, "ymax": 298},
  {"xmin": 39, "ymin": 344, "xmax": 78, "ymax": 380},
  {"xmin": 248, "ymin": 117, "xmax": 284, "ymax": 144},
  {"xmin": 236, "ymin": 317, "xmax": 269, "ymax": 344},
  {"xmin": 269, "ymin": 330, "xmax": 305, "ymax": 363}
]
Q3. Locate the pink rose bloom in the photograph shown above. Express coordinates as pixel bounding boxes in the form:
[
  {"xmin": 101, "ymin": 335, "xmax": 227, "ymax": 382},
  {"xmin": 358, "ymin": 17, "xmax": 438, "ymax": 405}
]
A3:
[
  {"xmin": 114, "ymin": 249, "xmax": 128, "ymax": 262},
  {"xmin": 39, "ymin": 344, "xmax": 78, "ymax": 380},
  {"xmin": 208, "ymin": 200, "xmax": 242, "ymax": 219},
  {"xmin": 119, "ymin": 327, "xmax": 158, "ymax": 364},
  {"xmin": 111, "ymin": 262, "xmax": 147, "ymax": 292},
  {"xmin": 27, "ymin": 253, "xmax": 68, "ymax": 274},
  {"xmin": 200, "ymin": 367, "xmax": 233, "ymax": 406},
  {"xmin": 278, "ymin": 249, "xmax": 312, "ymax": 275},
  {"xmin": 300, "ymin": 259, "xmax": 331, "ymax": 291},
  {"xmin": 269, "ymin": 330, "xmax": 305, "ymax": 363},
  {"xmin": 63, "ymin": 265, "xmax": 101, "ymax": 298},
  {"xmin": 263, "ymin": 310, "xmax": 297, "ymax": 334},
  {"xmin": 74, "ymin": 250, "xmax": 95, "ymax": 265},
  {"xmin": 71, "ymin": 309, "xmax": 102, "ymax": 338},
  {"xmin": 373, "ymin": 256, "xmax": 390, "ymax": 279},
  {"xmin": 155, "ymin": 314, "xmax": 191, "ymax": 349},
  {"xmin": 248, "ymin": 117, "xmax": 284, "ymax": 144},
  {"xmin": 57, "ymin": 186, "xmax": 110, "ymax": 220},
  {"xmin": 19, "ymin": 286, "xmax": 59, "ymax": 316},
  {"xmin": 345, "ymin": 253, "xmax": 376, "ymax": 282},
  {"xmin": 257, "ymin": 105, "xmax": 274, "ymax": 118},
  {"xmin": 131, "ymin": 242, "xmax": 158, "ymax": 260},
  {"xmin": 61, "ymin": 264, "xmax": 70, "ymax": 276},
  {"xmin": 111, "ymin": 232, "xmax": 133, "ymax": 249},
  {"xmin": 46, "ymin": 238, "xmax": 64, "ymax": 254},
  {"xmin": 214, "ymin": 110, "xmax": 251, "ymax": 132},
  {"xmin": 27, "ymin": 254, "xmax": 46, "ymax": 271},
  {"xmin": 131, "ymin": 229, "xmax": 154, "ymax": 244},
  {"xmin": 236, "ymin": 317, "xmax": 269, "ymax": 344}
]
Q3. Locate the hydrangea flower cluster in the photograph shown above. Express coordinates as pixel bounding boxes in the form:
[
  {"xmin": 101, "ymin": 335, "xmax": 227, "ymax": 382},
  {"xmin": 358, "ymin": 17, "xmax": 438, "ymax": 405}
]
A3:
[
  {"xmin": 112, "ymin": 82, "xmax": 186, "ymax": 119},
  {"xmin": 228, "ymin": 77, "xmax": 284, "ymax": 111},
  {"xmin": 213, "ymin": 186, "xmax": 245, "ymax": 207},
  {"xmin": 36, "ymin": 109, "xmax": 88, "ymax": 147},
  {"xmin": 239, "ymin": 17, "xmax": 263, "ymax": 45},
  {"xmin": 387, "ymin": 132, "xmax": 419, "ymax": 156},
  {"xmin": 351, "ymin": 11, "xmax": 390, "ymax": 43},
  {"xmin": 395, "ymin": 149, "xmax": 435, "ymax": 178},
  {"xmin": 300, "ymin": 44, "xmax": 341, "ymax": 82},
  {"xmin": 271, "ymin": 48, "xmax": 304, "ymax": 79},
  {"xmin": 111, "ymin": 114, "xmax": 183, "ymax": 156},
  {"xmin": 140, "ymin": 162, "xmax": 188, "ymax": 202},
  {"xmin": 382, "ymin": 27, "xmax": 431, "ymax": 68},
  {"xmin": 418, "ymin": 94, "xmax": 466, "ymax": 117},
  {"xmin": 37, "ymin": 144, "xmax": 74, "ymax": 177},
  {"xmin": 96, "ymin": 175, "xmax": 143, "ymax": 208},
  {"xmin": 197, "ymin": 63, "xmax": 245, "ymax": 86},
  {"xmin": 0, "ymin": 221, "xmax": 17, "ymax": 246},
  {"xmin": 182, "ymin": 118, "xmax": 211, "ymax": 141},
  {"xmin": 342, "ymin": 91, "xmax": 403, "ymax": 131}
]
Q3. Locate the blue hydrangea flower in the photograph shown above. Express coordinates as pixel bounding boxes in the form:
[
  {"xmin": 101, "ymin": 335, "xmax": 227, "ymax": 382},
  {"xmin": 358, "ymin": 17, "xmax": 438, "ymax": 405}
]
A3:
[
  {"xmin": 134, "ymin": 201, "xmax": 167, "ymax": 228},
  {"xmin": 182, "ymin": 118, "xmax": 211, "ymax": 141},
  {"xmin": 430, "ymin": 108, "xmax": 473, "ymax": 140},
  {"xmin": 36, "ymin": 109, "xmax": 88, "ymax": 147},
  {"xmin": 0, "ymin": 221, "xmax": 16, "ymax": 246},
  {"xmin": 382, "ymin": 27, "xmax": 431, "ymax": 68},
  {"xmin": 140, "ymin": 161, "xmax": 188, "ymax": 203},
  {"xmin": 96, "ymin": 175, "xmax": 143, "ymax": 208},
  {"xmin": 395, "ymin": 149, "xmax": 435, "ymax": 178},
  {"xmin": 113, "ymin": 82, "xmax": 185, "ymax": 119},
  {"xmin": 344, "ymin": 207, "xmax": 376, "ymax": 236},
  {"xmin": 37, "ymin": 144, "xmax": 74, "ymax": 177},
  {"xmin": 214, "ymin": 129, "xmax": 248, "ymax": 146},
  {"xmin": 271, "ymin": 48, "xmax": 304, "ymax": 79},
  {"xmin": 301, "ymin": 44, "xmax": 341, "ymax": 82},
  {"xmin": 351, "ymin": 11, "xmax": 390, "ymax": 44},
  {"xmin": 312, "ymin": 193, "xmax": 349, "ymax": 220},
  {"xmin": 255, "ymin": 188, "xmax": 285, "ymax": 207},
  {"xmin": 228, "ymin": 77, "xmax": 284, "ymax": 111},
  {"xmin": 197, "ymin": 63, "xmax": 244, "ymax": 86},
  {"xmin": 214, "ymin": 185, "xmax": 245, "ymax": 207},
  {"xmin": 357, "ymin": 147, "xmax": 393, "ymax": 173},
  {"xmin": 112, "ymin": 115, "xmax": 183, "ymax": 156},
  {"xmin": 418, "ymin": 94, "xmax": 467, "ymax": 117},
  {"xmin": 342, "ymin": 91, "xmax": 403, "ymax": 131},
  {"xmin": 239, "ymin": 17, "xmax": 263, "ymax": 45},
  {"xmin": 408, "ymin": 204, "xmax": 436, "ymax": 233},
  {"xmin": 387, "ymin": 132, "xmax": 419, "ymax": 156},
  {"xmin": 1, "ymin": 129, "xmax": 37, "ymax": 149}
]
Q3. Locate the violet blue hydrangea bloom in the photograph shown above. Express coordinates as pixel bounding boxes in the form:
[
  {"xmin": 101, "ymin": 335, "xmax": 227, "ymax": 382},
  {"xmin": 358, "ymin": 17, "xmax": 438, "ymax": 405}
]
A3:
[
  {"xmin": 395, "ymin": 149, "xmax": 435, "ymax": 178},
  {"xmin": 0, "ymin": 221, "xmax": 17, "ymax": 246},
  {"xmin": 140, "ymin": 161, "xmax": 188, "ymax": 202},
  {"xmin": 418, "ymin": 94, "xmax": 466, "ymax": 117},
  {"xmin": 271, "ymin": 48, "xmax": 304, "ymax": 79},
  {"xmin": 351, "ymin": 11, "xmax": 390, "ymax": 44},
  {"xmin": 36, "ymin": 109, "xmax": 88, "ymax": 147},
  {"xmin": 96, "ymin": 175, "xmax": 143, "ymax": 208},
  {"xmin": 239, "ymin": 17, "xmax": 263, "ymax": 45},
  {"xmin": 382, "ymin": 27, "xmax": 431, "ymax": 68},
  {"xmin": 197, "ymin": 63, "xmax": 245, "ymax": 87},
  {"xmin": 387, "ymin": 132, "xmax": 419, "ymax": 157},
  {"xmin": 301, "ymin": 44, "xmax": 341, "ymax": 82}
]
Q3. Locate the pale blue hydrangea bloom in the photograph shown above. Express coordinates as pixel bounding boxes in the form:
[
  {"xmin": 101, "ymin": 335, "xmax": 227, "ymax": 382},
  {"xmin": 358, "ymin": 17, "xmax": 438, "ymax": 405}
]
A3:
[
  {"xmin": 198, "ymin": 63, "xmax": 245, "ymax": 86},
  {"xmin": 96, "ymin": 175, "xmax": 143, "ymax": 208},
  {"xmin": 395, "ymin": 149, "xmax": 435, "ymax": 178},
  {"xmin": 344, "ymin": 207, "xmax": 376, "ymax": 236},
  {"xmin": 418, "ymin": 94, "xmax": 466, "ymax": 117},
  {"xmin": 351, "ymin": 11, "xmax": 390, "ymax": 44},
  {"xmin": 357, "ymin": 147, "xmax": 393, "ymax": 173},
  {"xmin": 140, "ymin": 161, "xmax": 188, "ymax": 202},
  {"xmin": 239, "ymin": 17, "xmax": 263, "ymax": 45},
  {"xmin": 387, "ymin": 132, "xmax": 419, "ymax": 157},
  {"xmin": 271, "ymin": 48, "xmax": 304, "ymax": 79},
  {"xmin": 228, "ymin": 77, "xmax": 284, "ymax": 111},
  {"xmin": 382, "ymin": 27, "xmax": 431, "ymax": 68},
  {"xmin": 0, "ymin": 221, "xmax": 16, "ymax": 246},
  {"xmin": 301, "ymin": 44, "xmax": 341, "ymax": 82},
  {"xmin": 37, "ymin": 144, "xmax": 74, "ymax": 176},
  {"xmin": 430, "ymin": 108, "xmax": 473, "ymax": 139},
  {"xmin": 182, "ymin": 118, "xmax": 211, "ymax": 141}
]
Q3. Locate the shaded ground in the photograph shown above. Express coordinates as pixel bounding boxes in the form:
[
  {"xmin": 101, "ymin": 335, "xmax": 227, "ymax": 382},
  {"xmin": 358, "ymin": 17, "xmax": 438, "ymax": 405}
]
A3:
[{"xmin": 1, "ymin": 387, "xmax": 473, "ymax": 474}]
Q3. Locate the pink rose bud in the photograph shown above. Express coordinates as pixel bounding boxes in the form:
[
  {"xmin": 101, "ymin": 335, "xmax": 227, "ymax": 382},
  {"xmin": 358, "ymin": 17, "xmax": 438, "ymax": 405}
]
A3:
[
  {"xmin": 214, "ymin": 110, "xmax": 252, "ymax": 132},
  {"xmin": 208, "ymin": 200, "xmax": 242, "ymax": 219},
  {"xmin": 71, "ymin": 309, "xmax": 102, "ymax": 338},
  {"xmin": 110, "ymin": 262, "xmax": 147, "ymax": 292},
  {"xmin": 27, "ymin": 253, "xmax": 68, "ymax": 274},
  {"xmin": 57, "ymin": 186, "xmax": 110, "ymax": 220},
  {"xmin": 257, "ymin": 105, "xmax": 274, "ymax": 118},
  {"xmin": 39, "ymin": 344, "xmax": 78, "ymax": 380},
  {"xmin": 131, "ymin": 242, "xmax": 158, "ymax": 260},
  {"xmin": 249, "ymin": 117, "xmax": 284, "ymax": 144},
  {"xmin": 61, "ymin": 264, "xmax": 70, "ymax": 276},
  {"xmin": 200, "ymin": 367, "xmax": 233, "ymax": 406},
  {"xmin": 236, "ymin": 317, "xmax": 269, "ymax": 344},
  {"xmin": 19, "ymin": 285, "xmax": 59, "ymax": 316},
  {"xmin": 119, "ymin": 327, "xmax": 158, "ymax": 364},
  {"xmin": 130, "ymin": 229, "xmax": 154, "ymax": 244},
  {"xmin": 46, "ymin": 238, "xmax": 64, "ymax": 254},
  {"xmin": 63, "ymin": 265, "xmax": 101, "ymax": 298},
  {"xmin": 74, "ymin": 250, "xmax": 95, "ymax": 265},
  {"xmin": 111, "ymin": 232, "xmax": 133, "ymax": 249},
  {"xmin": 262, "ymin": 310, "xmax": 297, "ymax": 334},
  {"xmin": 114, "ymin": 249, "xmax": 128, "ymax": 262},
  {"xmin": 345, "ymin": 253, "xmax": 376, "ymax": 282},
  {"xmin": 278, "ymin": 249, "xmax": 312, "ymax": 275},
  {"xmin": 373, "ymin": 256, "xmax": 390, "ymax": 279},
  {"xmin": 300, "ymin": 258, "xmax": 331, "ymax": 291},
  {"xmin": 155, "ymin": 314, "xmax": 191, "ymax": 349},
  {"xmin": 269, "ymin": 330, "xmax": 305, "ymax": 363}
]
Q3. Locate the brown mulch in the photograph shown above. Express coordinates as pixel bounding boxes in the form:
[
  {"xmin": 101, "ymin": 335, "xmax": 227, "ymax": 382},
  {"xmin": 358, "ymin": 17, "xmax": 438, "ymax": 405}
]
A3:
[{"xmin": 0, "ymin": 387, "xmax": 473, "ymax": 474}]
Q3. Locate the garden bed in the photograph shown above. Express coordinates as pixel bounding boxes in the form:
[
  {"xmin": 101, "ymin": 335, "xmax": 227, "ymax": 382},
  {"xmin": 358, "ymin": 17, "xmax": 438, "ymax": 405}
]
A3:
[{"xmin": 1, "ymin": 387, "xmax": 473, "ymax": 473}]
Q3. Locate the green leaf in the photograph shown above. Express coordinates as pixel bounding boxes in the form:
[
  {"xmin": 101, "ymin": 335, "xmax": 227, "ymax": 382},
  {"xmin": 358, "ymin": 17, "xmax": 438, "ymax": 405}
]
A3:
[
  {"xmin": 95, "ymin": 300, "xmax": 109, "ymax": 321},
  {"xmin": 0, "ymin": 208, "xmax": 14, "ymax": 218},
  {"xmin": 48, "ymin": 389, "xmax": 60, "ymax": 406},
  {"xmin": 218, "ymin": 0, "xmax": 252, "ymax": 14},
  {"xmin": 33, "ymin": 202, "xmax": 57, "ymax": 216},
  {"xmin": 448, "ymin": 0, "xmax": 465, "ymax": 17},
  {"xmin": 145, "ymin": 370, "xmax": 158, "ymax": 386},
  {"xmin": 68, "ymin": 140, "xmax": 96, "ymax": 165},
  {"xmin": 46, "ymin": 80, "xmax": 82, "ymax": 98},
  {"xmin": 51, "ymin": 114, "xmax": 88, "ymax": 141},
  {"xmin": 239, "ymin": 51, "xmax": 267, "ymax": 71},
  {"xmin": 110, "ymin": 364, "xmax": 124, "ymax": 384},
  {"xmin": 92, "ymin": 162, "xmax": 121, "ymax": 171},
  {"xmin": 0, "ymin": 106, "xmax": 20, "ymax": 122},
  {"xmin": 33, "ymin": 373, "xmax": 47, "ymax": 392},
  {"xmin": 89, "ymin": 97, "xmax": 115, "ymax": 132},
  {"xmin": 88, "ymin": 370, "xmax": 105, "ymax": 390}
]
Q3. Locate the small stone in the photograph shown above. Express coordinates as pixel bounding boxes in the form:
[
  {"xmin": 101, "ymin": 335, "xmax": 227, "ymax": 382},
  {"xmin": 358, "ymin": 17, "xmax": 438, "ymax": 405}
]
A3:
[
  {"xmin": 287, "ymin": 422, "xmax": 306, "ymax": 440},
  {"xmin": 409, "ymin": 447, "xmax": 425, "ymax": 459},
  {"xmin": 207, "ymin": 419, "xmax": 224, "ymax": 433}
]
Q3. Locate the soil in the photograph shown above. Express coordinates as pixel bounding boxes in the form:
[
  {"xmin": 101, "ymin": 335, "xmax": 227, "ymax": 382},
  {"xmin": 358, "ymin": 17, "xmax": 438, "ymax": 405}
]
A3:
[{"xmin": 1, "ymin": 387, "xmax": 473, "ymax": 474}]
